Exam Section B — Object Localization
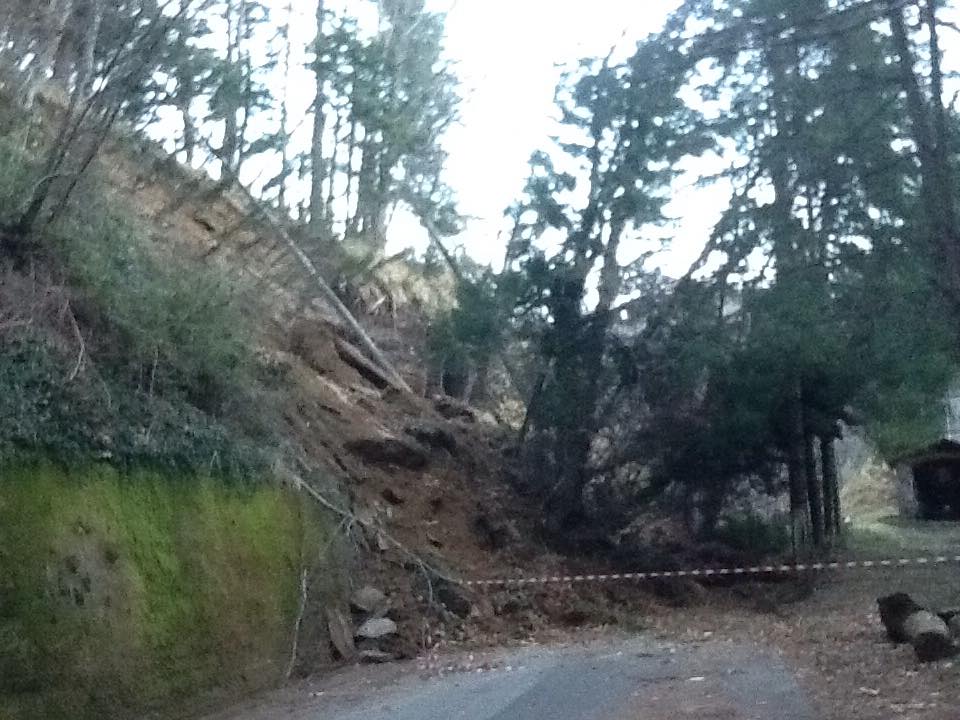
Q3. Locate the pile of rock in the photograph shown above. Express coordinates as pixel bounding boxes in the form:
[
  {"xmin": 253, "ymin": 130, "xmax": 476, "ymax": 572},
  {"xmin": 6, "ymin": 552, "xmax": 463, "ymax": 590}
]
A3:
[{"xmin": 326, "ymin": 586, "xmax": 400, "ymax": 664}]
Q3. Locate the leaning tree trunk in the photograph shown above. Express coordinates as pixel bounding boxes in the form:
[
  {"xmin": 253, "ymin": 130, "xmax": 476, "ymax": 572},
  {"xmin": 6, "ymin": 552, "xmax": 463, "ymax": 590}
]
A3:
[
  {"xmin": 820, "ymin": 433, "xmax": 841, "ymax": 539},
  {"xmin": 878, "ymin": 593, "xmax": 957, "ymax": 662},
  {"xmin": 211, "ymin": 152, "xmax": 412, "ymax": 394}
]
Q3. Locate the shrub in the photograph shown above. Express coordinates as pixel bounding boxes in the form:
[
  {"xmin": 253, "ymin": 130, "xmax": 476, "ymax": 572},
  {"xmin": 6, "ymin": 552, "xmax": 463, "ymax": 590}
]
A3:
[
  {"xmin": 0, "ymin": 165, "xmax": 270, "ymax": 474},
  {"xmin": 0, "ymin": 121, "xmax": 42, "ymax": 223},
  {"xmin": 0, "ymin": 329, "xmax": 265, "ymax": 475},
  {"xmin": 714, "ymin": 512, "xmax": 791, "ymax": 558},
  {"xmin": 53, "ymin": 174, "xmax": 254, "ymax": 416}
]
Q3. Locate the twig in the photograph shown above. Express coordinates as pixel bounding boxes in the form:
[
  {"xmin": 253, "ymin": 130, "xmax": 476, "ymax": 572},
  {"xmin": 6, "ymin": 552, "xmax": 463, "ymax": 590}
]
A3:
[
  {"xmin": 64, "ymin": 301, "xmax": 85, "ymax": 381},
  {"xmin": 285, "ymin": 567, "xmax": 309, "ymax": 679},
  {"xmin": 148, "ymin": 345, "xmax": 159, "ymax": 397}
]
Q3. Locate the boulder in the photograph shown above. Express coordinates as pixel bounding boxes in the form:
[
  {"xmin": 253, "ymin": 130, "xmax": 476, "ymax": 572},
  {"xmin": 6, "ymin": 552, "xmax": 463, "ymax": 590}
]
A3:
[
  {"xmin": 381, "ymin": 487, "xmax": 405, "ymax": 505},
  {"xmin": 355, "ymin": 617, "xmax": 398, "ymax": 640},
  {"xmin": 351, "ymin": 586, "xmax": 389, "ymax": 617},
  {"xmin": 405, "ymin": 422, "xmax": 458, "ymax": 454}
]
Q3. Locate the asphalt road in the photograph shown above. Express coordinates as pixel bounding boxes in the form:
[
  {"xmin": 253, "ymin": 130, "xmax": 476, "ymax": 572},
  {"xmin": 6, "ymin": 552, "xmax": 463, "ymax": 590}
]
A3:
[{"xmin": 203, "ymin": 637, "xmax": 815, "ymax": 720}]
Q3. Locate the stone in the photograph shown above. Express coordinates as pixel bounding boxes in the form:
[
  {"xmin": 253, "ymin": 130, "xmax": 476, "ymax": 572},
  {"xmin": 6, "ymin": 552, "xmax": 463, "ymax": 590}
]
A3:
[
  {"xmin": 351, "ymin": 586, "xmax": 389, "ymax": 616},
  {"xmin": 355, "ymin": 617, "xmax": 398, "ymax": 640},
  {"xmin": 433, "ymin": 396, "xmax": 476, "ymax": 421},
  {"xmin": 358, "ymin": 649, "xmax": 394, "ymax": 664},
  {"xmin": 405, "ymin": 422, "xmax": 457, "ymax": 454}
]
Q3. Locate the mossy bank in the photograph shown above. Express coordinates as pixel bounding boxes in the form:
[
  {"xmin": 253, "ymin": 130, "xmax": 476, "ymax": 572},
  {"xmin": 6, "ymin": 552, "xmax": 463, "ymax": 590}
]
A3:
[{"xmin": 0, "ymin": 462, "xmax": 336, "ymax": 720}]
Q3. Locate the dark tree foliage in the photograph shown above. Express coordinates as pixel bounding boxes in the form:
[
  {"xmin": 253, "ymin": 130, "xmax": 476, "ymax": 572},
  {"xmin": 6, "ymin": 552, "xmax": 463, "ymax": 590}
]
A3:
[
  {"xmin": 502, "ymin": 0, "xmax": 959, "ymax": 551},
  {"xmin": 504, "ymin": 41, "xmax": 710, "ymax": 537}
]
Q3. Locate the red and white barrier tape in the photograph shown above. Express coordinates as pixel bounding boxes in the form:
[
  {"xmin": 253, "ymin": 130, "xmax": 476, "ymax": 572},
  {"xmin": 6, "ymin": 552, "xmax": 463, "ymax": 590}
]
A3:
[{"xmin": 457, "ymin": 554, "xmax": 960, "ymax": 588}]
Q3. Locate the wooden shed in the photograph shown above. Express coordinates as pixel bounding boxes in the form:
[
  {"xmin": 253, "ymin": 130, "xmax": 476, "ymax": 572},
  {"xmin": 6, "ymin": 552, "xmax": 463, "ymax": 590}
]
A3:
[{"xmin": 894, "ymin": 439, "xmax": 960, "ymax": 520}]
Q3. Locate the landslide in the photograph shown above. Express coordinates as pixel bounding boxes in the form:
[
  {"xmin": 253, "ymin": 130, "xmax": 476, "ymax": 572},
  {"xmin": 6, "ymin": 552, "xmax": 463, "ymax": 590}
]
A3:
[{"xmin": 0, "ymin": 89, "xmax": 570, "ymax": 671}]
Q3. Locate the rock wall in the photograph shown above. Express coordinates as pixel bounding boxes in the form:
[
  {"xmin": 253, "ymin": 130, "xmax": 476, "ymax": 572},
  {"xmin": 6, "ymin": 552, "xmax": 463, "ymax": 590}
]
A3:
[{"xmin": 0, "ymin": 461, "xmax": 336, "ymax": 720}]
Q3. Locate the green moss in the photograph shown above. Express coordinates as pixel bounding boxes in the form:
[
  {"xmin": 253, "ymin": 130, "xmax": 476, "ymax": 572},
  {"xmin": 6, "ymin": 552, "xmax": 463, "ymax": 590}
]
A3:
[{"xmin": 0, "ymin": 462, "xmax": 332, "ymax": 720}]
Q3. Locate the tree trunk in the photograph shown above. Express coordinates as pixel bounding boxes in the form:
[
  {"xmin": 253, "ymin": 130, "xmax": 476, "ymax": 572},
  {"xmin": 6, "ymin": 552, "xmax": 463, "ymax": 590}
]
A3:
[
  {"xmin": 352, "ymin": 134, "xmax": 375, "ymax": 237},
  {"xmin": 219, "ymin": 0, "xmax": 241, "ymax": 176},
  {"xmin": 325, "ymin": 103, "xmax": 341, "ymax": 223},
  {"xmin": 213, "ymin": 155, "xmax": 412, "ymax": 394},
  {"xmin": 820, "ymin": 432, "xmax": 841, "ymax": 538},
  {"xmin": 51, "ymin": 16, "xmax": 74, "ymax": 83},
  {"xmin": 787, "ymin": 381, "xmax": 809, "ymax": 554},
  {"xmin": 308, "ymin": 0, "xmax": 327, "ymax": 240},
  {"xmin": 596, "ymin": 217, "xmax": 625, "ymax": 314},
  {"xmin": 888, "ymin": 4, "xmax": 960, "ymax": 306},
  {"xmin": 76, "ymin": 0, "xmax": 104, "ymax": 98},
  {"xmin": 276, "ymin": 1, "xmax": 293, "ymax": 212},
  {"xmin": 177, "ymin": 87, "xmax": 196, "ymax": 165},
  {"xmin": 804, "ymin": 416, "xmax": 825, "ymax": 549}
]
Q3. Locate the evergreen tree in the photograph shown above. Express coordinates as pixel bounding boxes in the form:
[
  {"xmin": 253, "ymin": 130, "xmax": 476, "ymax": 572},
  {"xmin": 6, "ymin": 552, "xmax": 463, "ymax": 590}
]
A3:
[{"xmin": 507, "ymin": 41, "xmax": 709, "ymax": 535}]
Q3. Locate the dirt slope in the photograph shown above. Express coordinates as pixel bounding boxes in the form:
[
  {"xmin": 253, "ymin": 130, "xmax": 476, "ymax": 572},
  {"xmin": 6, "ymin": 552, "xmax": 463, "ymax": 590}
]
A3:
[{"xmin": 87, "ymin": 131, "xmax": 571, "ymax": 661}]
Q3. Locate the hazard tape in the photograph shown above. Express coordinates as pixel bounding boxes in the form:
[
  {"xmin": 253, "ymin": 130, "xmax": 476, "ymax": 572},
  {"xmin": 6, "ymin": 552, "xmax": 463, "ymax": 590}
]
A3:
[{"xmin": 457, "ymin": 555, "xmax": 960, "ymax": 588}]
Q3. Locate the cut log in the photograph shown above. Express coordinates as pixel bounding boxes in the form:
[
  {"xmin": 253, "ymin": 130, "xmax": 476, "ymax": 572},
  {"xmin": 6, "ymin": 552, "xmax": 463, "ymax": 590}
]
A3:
[{"xmin": 877, "ymin": 593, "xmax": 957, "ymax": 662}]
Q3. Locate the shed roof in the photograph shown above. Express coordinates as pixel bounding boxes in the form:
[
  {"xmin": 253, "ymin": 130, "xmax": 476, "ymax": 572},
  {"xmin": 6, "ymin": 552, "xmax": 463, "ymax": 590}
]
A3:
[{"xmin": 892, "ymin": 438, "xmax": 960, "ymax": 466}]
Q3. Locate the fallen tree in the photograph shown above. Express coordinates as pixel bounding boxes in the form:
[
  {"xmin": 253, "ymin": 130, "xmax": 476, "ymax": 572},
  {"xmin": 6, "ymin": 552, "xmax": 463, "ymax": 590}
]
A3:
[{"xmin": 877, "ymin": 593, "xmax": 957, "ymax": 662}]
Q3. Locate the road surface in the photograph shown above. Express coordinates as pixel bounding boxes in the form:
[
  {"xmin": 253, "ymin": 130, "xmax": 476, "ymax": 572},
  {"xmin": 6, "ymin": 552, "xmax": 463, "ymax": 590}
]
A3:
[{"xmin": 202, "ymin": 636, "xmax": 814, "ymax": 720}]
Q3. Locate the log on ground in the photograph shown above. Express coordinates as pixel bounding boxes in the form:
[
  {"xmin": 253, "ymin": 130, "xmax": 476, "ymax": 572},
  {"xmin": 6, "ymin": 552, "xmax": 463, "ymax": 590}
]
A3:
[{"xmin": 877, "ymin": 592, "xmax": 957, "ymax": 662}]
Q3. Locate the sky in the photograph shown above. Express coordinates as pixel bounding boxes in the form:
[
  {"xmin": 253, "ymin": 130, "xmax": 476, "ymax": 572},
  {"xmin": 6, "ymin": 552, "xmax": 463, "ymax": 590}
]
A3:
[{"xmin": 384, "ymin": 0, "xmax": 732, "ymax": 275}]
